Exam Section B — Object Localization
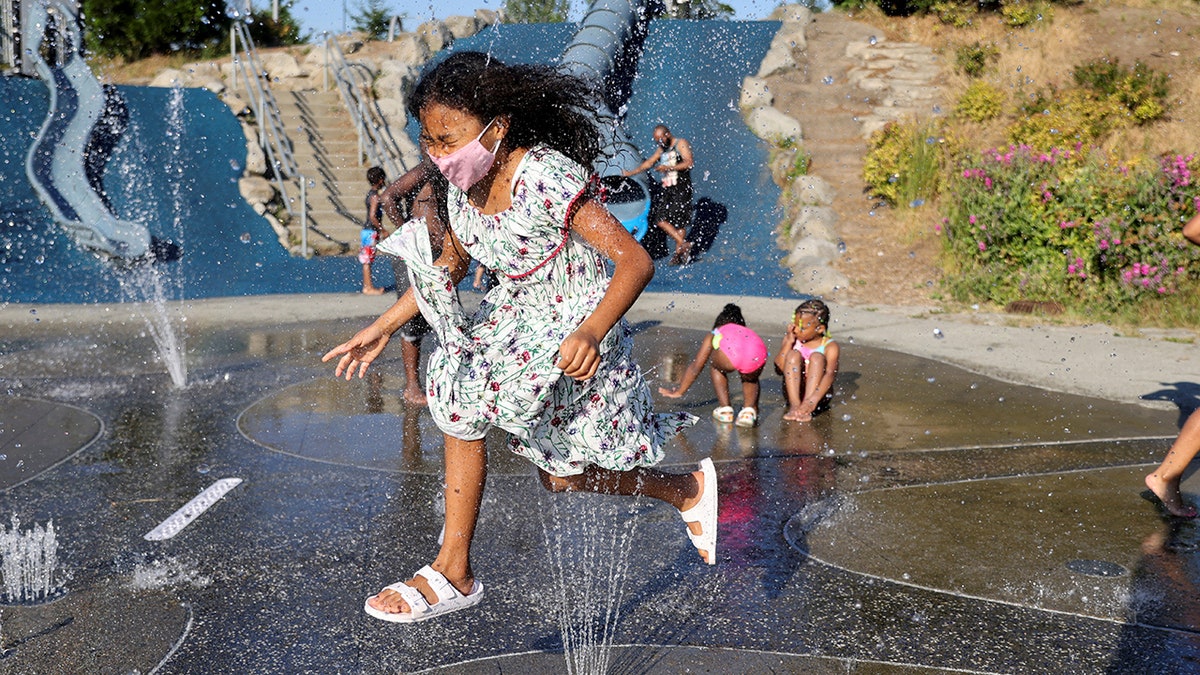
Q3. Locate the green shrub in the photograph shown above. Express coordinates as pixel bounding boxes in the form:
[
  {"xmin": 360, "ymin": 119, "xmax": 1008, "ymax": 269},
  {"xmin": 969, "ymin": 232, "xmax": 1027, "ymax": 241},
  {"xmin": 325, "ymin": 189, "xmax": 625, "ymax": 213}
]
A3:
[
  {"xmin": 955, "ymin": 42, "xmax": 999, "ymax": 77},
  {"xmin": 1000, "ymin": 0, "xmax": 1051, "ymax": 26},
  {"xmin": 1073, "ymin": 59, "xmax": 1170, "ymax": 124},
  {"xmin": 786, "ymin": 150, "xmax": 811, "ymax": 180},
  {"xmin": 940, "ymin": 145, "xmax": 1200, "ymax": 316},
  {"xmin": 933, "ymin": 0, "xmax": 977, "ymax": 27},
  {"xmin": 863, "ymin": 120, "xmax": 946, "ymax": 207},
  {"xmin": 1006, "ymin": 88, "xmax": 1129, "ymax": 150},
  {"xmin": 956, "ymin": 80, "xmax": 1005, "ymax": 122}
]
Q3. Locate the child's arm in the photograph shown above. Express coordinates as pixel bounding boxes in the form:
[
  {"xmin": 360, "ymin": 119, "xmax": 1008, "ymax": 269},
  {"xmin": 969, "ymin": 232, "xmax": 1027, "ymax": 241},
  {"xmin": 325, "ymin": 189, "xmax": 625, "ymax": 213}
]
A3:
[
  {"xmin": 805, "ymin": 341, "xmax": 840, "ymax": 407},
  {"xmin": 324, "ymin": 224, "xmax": 471, "ymax": 379},
  {"xmin": 380, "ymin": 161, "xmax": 437, "ymax": 226},
  {"xmin": 773, "ymin": 323, "xmax": 797, "ymax": 375},
  {"xmin": 557, "ymin": 198, "xmax": 654, "ymax": 381},
  {"xmin": 658, "ymin": 339, "xmax": 713, "ymax": 398},
  {"xmin": 622, "ymin": 147, "xmax": 664, "ymax": 177}
]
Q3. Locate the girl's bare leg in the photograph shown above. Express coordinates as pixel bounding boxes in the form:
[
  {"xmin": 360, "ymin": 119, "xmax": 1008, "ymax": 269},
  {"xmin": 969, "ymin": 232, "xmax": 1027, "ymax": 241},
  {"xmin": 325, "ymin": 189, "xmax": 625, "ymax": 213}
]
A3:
[
  {"xmin": 794, "ymin": 353, "xmax": 827, "ymax": 422},
  {"xmin": 540, "ymin": 465, "xmax": 712, "ymax": 563},
  {"xmin": 781, "ymin": 350, "xmax": 807, "ymax": 421},
  {"xmin": 362, "ymin": 263, "xmax": 384, "ymax": 294},
  {"xmin": 1146, "ymin": 409, "xmax": 1200, "ymax": 517},
  {"xmin": 709, "ymin": 366, "xmax": 732, "ymax": 409},
  {"xmin": 368, "ymin": 435, "xmax": 485, "ymax": 614},
  {"xmin": 400, "ymin": 338, "xmax": 427, "ymax": 406},
  {"xmin": 740, "ymin": 367, "xmax": 762, "ymax": 412},
  {"xmin": 658, "ymin": 220, "xmax": 692, "ymax": 263}
]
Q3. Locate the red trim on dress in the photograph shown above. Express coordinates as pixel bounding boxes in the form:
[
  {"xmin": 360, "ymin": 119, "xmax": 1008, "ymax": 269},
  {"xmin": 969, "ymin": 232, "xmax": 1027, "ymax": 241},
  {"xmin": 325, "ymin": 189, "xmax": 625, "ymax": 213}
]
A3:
[{"xmin": 505, "ymin": 180, "xmax": 590, "ymax": 280}]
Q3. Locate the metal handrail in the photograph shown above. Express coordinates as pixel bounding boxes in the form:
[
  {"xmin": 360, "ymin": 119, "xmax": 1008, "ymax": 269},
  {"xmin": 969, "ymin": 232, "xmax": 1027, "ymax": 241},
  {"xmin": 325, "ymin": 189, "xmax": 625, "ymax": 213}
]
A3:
[
  {"xmin": 229, "ymin": 20, "xmax": 299, "ymax": 214},
  {"xmin": 321, "ymin": 32, "xmax": 410, "ymax": 179}
]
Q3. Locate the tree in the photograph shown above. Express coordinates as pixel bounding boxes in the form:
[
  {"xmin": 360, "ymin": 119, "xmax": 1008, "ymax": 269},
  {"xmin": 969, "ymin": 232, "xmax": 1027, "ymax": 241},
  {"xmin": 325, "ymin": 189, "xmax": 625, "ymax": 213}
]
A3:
[
  {"xmin": 503, "ymin": 0, "xmax": 571, "ymax": 24},
  {"xmin": 350, "ymin": 0, "xmax": 398, "ymax": 40},
  {"xmin": 83, "ymin": 0, "xmax": 226, "ymax": 60},
  {"xmin": 248, "ymin": 1, "xmax": 309, "ymax": 47},
  {"xmin": 661, "ymin": 0, "xmax": 734, "ymax": 20}
]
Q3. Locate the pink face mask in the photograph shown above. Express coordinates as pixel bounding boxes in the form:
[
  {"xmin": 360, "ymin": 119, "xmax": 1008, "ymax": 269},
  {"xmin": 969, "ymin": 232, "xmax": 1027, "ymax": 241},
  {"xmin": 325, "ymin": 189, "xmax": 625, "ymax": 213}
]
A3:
[{"xmin": 429, "ymin": 117, "xmax": 501, "ymax": 191}]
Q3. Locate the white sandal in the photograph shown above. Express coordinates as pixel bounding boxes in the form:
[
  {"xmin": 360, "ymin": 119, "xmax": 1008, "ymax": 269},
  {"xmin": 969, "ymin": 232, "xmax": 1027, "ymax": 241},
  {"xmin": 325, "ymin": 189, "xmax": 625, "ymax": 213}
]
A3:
[
  {"xmin": 735, "ymin": 407, "xmax": 757, "ymax": 428},
  {"xmin": 678, "ymin": 458, "xmax": 718, "ymax": 565},
  {"xmin": 363, "ymin": 565, "xmax": 484, "ymax": 623},
  {"xmin": 711, "ymin": 406, "xmax": 735, "ymax": 423}
]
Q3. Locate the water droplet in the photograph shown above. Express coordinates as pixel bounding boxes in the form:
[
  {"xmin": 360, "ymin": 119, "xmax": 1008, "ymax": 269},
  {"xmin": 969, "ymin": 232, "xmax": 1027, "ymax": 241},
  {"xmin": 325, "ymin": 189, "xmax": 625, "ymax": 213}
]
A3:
[
  {"xmin": 970, "ymin": 383, "xmax": 978, "ymax": 390},
  {"xmin": 926, "ymin": 377, "xmax": 936, "ymax": 383},
  {"xmin": 240, "ymin": 233, "xmax": 251, "ymax": 243},
  {"xmin": 822, "ymin": 76, "xmax": 834, "ymax": 85},
  {"xmin": 197, "ymin": 464, "xmax": 211, "ymax": 475},
  {"xmin": 932, "ymin": 328, "xmax": 944, "ymax": 339},
  {"xmin": 868, "ymin": 35, "xmax": 877, "ymax": 45},
  {"xmin": 665, "ymin": 302, "xmax": 675, "ymax": 311},
  {"xmin": 34, "ymin": 255, "xmax": 44, "ymax": 265},
  {"xmin": 868, "ymin": 211, "xmax": 876, "ymax": 217},
  {"xmin": 998, "ymin": 397, "xmax": 1005, "ymax": 402},
  {"xmin": 909, "ymin": 199, "xmax": 924, "ymax": 207},
  {"xmin": 837, "ymin": 240, "xmax": 846, "ymax": 253},
  {"xmin": 841, "ymin": 413, "xmax": 852, "ymax": 421},
  {"xmin": 932, "ymin": 105, "xmax": 942, "ymax": 114},
  {"xmin": 29, "ymin": 309, "xmax": 36, "ymax": 315}
]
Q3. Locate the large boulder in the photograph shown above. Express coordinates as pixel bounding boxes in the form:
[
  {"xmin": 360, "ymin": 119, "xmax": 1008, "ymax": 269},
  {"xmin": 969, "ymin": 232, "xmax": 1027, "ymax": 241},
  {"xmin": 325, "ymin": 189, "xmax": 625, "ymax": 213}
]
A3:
[
  {"xmin": 767, "ymin": 3, "xmax": 813, "ymax": 24},
  {"xmin": 239, "ymin": 176, "xmax": 277, "ymax": 205},
  {"xmin": 260, "ymin": 52, "xmax": 306, "ymax": 79},
  {"xmin": 390, "ymin": 33, "xmax": 432, "ymax": 66},
  {"xmin": 791, "ymin": 175, "xmax": 836, "ymax": 206},
  {"xmin": 444, "ymin": 15, "xmax": 482, "ymax": 39},
  {"xmin": 788, "ymin": 265, "xmax": 850, "ymax": 297},
  {"xmin": 745, "ymin": 106, "xmax": 802, "ymax": 143},
  {"xmin": 417, "ymin": 20, "xmax": 452, "ymax": 52},
  {"xmin": 740, "ymin": 76, "xmax": 773, "ymax": 108},
  {"xmin": 149, "ymin": 69, "xmax": 185, "ymax": 88},
  {"xmin": 475, "ymin": 9, "xmax": 502, "ymax": 26},
  {"xmin": 779, "ymin": 206, "xmax": 837, "ymax": 249}
]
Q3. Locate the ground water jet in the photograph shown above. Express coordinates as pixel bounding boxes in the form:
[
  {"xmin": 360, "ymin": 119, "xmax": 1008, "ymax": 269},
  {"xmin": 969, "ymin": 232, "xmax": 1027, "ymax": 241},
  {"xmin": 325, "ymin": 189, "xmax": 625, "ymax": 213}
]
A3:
[
  {"xmin": 0, "ymin": 516, "xmax": 61, "ymax": 604},
  {"xmin": 540, "ymin": 495, "xmax": 641, "ymax": 675},
  {"xmin": 115, "ymin": 85, "xmax": 189, "ymax": 389}
]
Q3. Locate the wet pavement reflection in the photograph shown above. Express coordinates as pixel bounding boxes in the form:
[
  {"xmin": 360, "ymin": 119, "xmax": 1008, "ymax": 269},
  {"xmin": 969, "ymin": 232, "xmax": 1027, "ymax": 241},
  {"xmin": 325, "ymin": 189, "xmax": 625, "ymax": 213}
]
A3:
[{"xmin": 0, "ymin": 317, "xmax": 1197, "ymax": 672}]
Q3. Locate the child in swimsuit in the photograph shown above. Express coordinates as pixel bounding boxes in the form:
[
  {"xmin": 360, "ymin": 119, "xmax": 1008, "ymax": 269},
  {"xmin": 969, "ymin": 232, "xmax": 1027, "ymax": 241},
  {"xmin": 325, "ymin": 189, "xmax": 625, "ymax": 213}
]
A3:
[
  {"xmin": 659, "ymin": 303, "xmax": 767, "ymax": 428},
  {"xmin": 773, "ymin": 299, "xmax": 840, "ymax": 422}
]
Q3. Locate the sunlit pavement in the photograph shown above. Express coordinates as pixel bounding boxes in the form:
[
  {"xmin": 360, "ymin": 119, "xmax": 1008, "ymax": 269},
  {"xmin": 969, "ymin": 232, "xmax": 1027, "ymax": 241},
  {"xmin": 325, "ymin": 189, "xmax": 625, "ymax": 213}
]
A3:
[{"xmin": 1, "ymin": 292, "xmax": 1197, "ymax": 673}]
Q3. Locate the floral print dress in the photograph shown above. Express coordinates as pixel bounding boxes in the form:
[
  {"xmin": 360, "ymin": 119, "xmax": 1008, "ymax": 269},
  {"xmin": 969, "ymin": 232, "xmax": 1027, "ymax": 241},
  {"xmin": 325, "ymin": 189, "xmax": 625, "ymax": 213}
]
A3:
[{"xmin": 381, "ymin": 146, "xmax": 695, "ymax": 477}]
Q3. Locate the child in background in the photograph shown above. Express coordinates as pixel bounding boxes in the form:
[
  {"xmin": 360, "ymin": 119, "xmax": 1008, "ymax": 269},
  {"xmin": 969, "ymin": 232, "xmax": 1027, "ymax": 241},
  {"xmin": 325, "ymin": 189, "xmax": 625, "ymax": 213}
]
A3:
[
  {"xmin": 774, "ymin": 299, "xmax": 840, "ymax": 422},
  {"xmin": 659, "ymin": 303, "xmax": 767, "ymax": 428},
  {"xmin": 360, "ymin": 166, "xmax": 388, "ymax": 295}
]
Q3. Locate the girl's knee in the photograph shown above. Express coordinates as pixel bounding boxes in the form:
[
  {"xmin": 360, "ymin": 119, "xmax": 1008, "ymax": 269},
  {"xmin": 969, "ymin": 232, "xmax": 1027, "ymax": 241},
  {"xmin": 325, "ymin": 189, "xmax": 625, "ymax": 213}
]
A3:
[{"xmin": 538, "ymin": 470, "xmax": 577, "ymax": 493}]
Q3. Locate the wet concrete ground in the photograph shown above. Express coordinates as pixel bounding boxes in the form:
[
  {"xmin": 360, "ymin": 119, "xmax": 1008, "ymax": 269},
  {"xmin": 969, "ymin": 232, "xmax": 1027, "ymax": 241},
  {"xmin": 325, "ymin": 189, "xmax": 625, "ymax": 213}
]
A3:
[{"xmin": 0, "ymin": 292, "xmax": 1198, "ymax": 673}]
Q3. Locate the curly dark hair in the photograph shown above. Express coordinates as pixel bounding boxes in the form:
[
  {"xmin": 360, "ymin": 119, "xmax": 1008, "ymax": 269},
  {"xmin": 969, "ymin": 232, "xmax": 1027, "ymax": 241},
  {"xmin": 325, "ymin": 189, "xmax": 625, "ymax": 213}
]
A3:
[
  {"xmin": 713, "ymin": 303, "xmax": 746, "ymax": 328},
  {"xmin": 407, "ymin": 51, "xmax": 602, "ymax": 170}
]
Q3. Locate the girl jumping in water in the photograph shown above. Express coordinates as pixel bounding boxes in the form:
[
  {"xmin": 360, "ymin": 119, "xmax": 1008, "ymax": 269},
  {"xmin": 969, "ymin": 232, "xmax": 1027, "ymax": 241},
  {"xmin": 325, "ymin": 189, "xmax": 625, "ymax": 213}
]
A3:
[
  {"xmin": 323, "ymin": 52, "xmax": 718, "ymax": 624},
  {"xmin": 658, "ymin": 303, "xmax": 767, "ymax": 428}
]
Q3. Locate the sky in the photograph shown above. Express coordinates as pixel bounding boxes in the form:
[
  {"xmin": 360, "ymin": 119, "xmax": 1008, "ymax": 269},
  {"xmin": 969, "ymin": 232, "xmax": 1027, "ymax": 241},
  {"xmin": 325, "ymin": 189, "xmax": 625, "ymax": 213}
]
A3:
[{"xmin": 280, "ymin": 0, "xmax": 796, "ymax": 37}]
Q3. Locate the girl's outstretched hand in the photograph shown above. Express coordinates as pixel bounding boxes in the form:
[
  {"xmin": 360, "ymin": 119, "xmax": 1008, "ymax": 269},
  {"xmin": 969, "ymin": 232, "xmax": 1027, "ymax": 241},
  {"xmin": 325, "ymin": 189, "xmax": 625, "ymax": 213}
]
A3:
[
  {"xmin": 322, "ymin": 324, "xmax": 390, "ymax": 380},
  {"xmin": 557, "ymin": 329, "xmax": 601, "ymax": 381}
]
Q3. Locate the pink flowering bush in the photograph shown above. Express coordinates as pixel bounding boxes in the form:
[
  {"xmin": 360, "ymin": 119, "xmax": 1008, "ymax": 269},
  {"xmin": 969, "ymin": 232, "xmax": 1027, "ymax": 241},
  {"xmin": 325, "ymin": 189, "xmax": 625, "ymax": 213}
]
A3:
[{"xmin": 941, "ymin": 144, "xmax": 1200, "ymax": 314}]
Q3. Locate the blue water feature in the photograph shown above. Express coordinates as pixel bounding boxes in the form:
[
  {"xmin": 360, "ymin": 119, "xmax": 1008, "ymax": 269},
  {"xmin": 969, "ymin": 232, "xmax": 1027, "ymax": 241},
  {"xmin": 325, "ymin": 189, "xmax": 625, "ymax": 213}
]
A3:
[{"xmin": 1, "ymin": 18, "xmax": 790, "ymax": 304}]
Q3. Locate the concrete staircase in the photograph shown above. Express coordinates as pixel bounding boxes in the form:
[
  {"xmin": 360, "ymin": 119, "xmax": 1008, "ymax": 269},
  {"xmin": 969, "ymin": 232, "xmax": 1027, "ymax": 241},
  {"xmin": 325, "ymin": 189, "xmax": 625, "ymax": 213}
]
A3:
[{"xmin": 275, "ymin": 89, "xmax": 369, "ymax": 256}]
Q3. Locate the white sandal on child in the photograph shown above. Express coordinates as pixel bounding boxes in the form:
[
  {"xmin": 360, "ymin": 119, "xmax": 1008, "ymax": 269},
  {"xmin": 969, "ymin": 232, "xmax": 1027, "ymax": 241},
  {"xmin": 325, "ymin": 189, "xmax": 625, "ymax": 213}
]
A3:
[
  {"xmin": 363, "ymin": 565, "xmax": 484, "ymax": 623},
  {"xmin": 735, "ymin": 407, "xmax": 757, "ymax": 428},
  {"xmin": 678, "ymin": 458, "xmax": 718, "ymax": 565},
  {"xmin": 711, "ymin": 406, "xmax": 735, "ymax": 423}
]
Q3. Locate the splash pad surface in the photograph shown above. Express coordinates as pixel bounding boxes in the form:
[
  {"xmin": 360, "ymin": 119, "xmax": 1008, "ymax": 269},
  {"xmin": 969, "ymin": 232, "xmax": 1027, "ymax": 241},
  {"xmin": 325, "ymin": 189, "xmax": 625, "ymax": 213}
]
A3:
[{"xmin": 1, "ymin": 292, "xmax": 1197, "ymax": 672}]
